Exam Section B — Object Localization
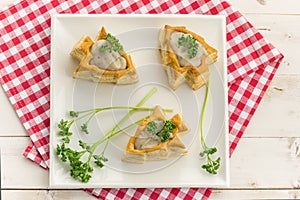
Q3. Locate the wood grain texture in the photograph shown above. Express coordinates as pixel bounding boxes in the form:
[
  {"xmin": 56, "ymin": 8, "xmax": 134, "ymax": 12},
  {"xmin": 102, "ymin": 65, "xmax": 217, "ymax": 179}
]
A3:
[
  {"xmin": 0, "ymin": 0, "xmax": 16, "ymax": 11},
  {"xmin": 211, "ymin": 189, "xmax": 300, "ymax": 199},
  {"xmin": 244, "ymin": 75, "xmax": 300, "ymax": 137},
  {"xmin": 2, "ymin": 189, "xmax": 300, "ymax": 200},
  {"xmin": 1, "ymin": 138, "xmax": 48, "ymax": 188},
  {"xmin": 243, "ymin": 15, "xmax": 300, "ymax": 75},
  {"xmin": 228, "ymin": 0, "xmax": 300, "ymax": 14},
  {"xmin": 2, "ymin": 190, "xmax": 95, "ymax": 200}
]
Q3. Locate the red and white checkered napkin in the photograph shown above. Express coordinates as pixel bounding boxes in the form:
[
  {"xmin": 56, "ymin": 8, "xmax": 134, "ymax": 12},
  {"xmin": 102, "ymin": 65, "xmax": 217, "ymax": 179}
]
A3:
[{"xmin": 0, "ymin": 0, "xmax": 283, "ymax": 199}]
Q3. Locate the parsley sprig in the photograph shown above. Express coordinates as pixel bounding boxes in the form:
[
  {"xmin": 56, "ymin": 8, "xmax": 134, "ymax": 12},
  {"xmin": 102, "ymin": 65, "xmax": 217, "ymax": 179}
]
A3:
[
  {"xmin": 178, "ymin": 34, "xmax": 199, "ymax": 59},
  {"xmin": 56, "ymin": 88, "xmax": 173, "ymax": 183},
  {"xmin": 199, "ymin": 80, "xmax": 221, "ymax": 174},
  {"xmin": 99, "ymin": 33, "xmax": 124, "ymax": 53}
]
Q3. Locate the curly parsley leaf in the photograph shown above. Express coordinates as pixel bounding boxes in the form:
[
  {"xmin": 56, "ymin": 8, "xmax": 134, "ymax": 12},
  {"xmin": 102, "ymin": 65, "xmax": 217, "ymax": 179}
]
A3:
[
  {"xmin": 69, "ymin": 111, "xmax": 79, "ymax": 117},
  {"xmin": 200, "ymin": 148, "xmax": 221, "ymax": 174},
  {"xmin": 178, "ymin": 34, "xmax": 199, "ymax": 59},
  {"xmin": 99, "ymin": 33, "xmax": 124, "ymax": 53},
  {"xmin": 58, "ymin": 119, "xmax": 72, "ymax": 136},
  {"xmin": 93, "ymin": 154, "xmax": 108, "ymax": 168},
  {"xmin": 81, "ymin": 123, "xmax": 89, "ymax": 134}
]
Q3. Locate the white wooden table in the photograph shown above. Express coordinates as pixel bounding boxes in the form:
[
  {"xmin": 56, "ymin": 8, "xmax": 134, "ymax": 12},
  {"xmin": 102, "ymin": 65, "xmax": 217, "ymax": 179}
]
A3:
[{"xmin": 1, "ymin": 1, "xmax": 300, "ymax": 199}]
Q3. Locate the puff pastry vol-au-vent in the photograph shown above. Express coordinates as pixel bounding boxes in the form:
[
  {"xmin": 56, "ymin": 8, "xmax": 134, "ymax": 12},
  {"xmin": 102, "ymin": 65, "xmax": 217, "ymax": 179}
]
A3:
[
  {"xmin": 159, "ymin": 25, "xmax": 218, "ymax": 90},
  {"xmin": 122, "ymin": 106, "xmax": 189, "ymax": 164},
  {"xmin": 70, "ymin": 27, "xmax": 138, "ymax": 84}
]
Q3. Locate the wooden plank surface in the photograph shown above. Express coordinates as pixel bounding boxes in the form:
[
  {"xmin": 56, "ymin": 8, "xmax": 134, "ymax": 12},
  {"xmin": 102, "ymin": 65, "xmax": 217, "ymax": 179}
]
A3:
[
  {"xmin": 228, "ymin": 0, "xmax": 300, "ymax": 14},
  {"xmin": 1, "ymin": 138, "xmax": 48, "ymax": 189},
  {"xmin": 242, "ymin": 15, "xmax": 300, "ymax": 75},
  {"xmin": 3, "ymin": 189, "xmax": 300, "ymax": 200},
  {"xmin": 1, "ymin": 0, "xmax": 299, "ymax": 199},
  {"xmin": 2, "ymin": 190, "xmax": 97, "ymax": 200},
  {"xmin": 211, "ymin": 189, "xmax": 300, "ymax": 199},
  {"xmin": 245, "ymin": 75, "xmax": 300, "ymax": 137},
  {"xmin": 2, "ymin": 137, "xmax": 300, "ymax": 188}
]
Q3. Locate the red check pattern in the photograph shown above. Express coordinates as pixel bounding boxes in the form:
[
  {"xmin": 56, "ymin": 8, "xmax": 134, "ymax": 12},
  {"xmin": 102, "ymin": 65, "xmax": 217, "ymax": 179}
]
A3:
[{"xmin": 0, "ymin": 0, "xmax": 283, "ymax": 199}]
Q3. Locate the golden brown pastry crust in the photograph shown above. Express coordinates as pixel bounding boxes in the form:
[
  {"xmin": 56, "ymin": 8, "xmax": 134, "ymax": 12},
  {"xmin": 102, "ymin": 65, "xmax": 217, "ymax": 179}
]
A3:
[
  {"xmin": 70, "ymin": 27, "xmax": 138, "ymax": 84},
  {"xmin": 159, "ymin": 25, "xmax": 218, "ymax": 90},
  {"xmin": 122, "ymin": 106, "xmax": 189, "ymax": 163}
]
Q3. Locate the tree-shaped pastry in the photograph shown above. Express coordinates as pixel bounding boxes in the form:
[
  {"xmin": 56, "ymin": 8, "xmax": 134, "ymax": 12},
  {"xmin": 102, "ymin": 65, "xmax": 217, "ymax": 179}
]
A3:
[
  {"xmin": 70, "ymin": 27, "xmax": 138, "ymax": 84},
  {"xmin": 122, "ymin": 106, "xmax": 189, "ymax": 163},
  {"xmin": 159, "ymin": 25, "xmax": 218, "ymax": 90}
]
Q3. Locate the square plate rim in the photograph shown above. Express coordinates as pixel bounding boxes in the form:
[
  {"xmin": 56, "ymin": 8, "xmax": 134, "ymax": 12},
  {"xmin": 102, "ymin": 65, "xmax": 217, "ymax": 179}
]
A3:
[{"xmin": 49, "ymin": 13, "xmax": 229, "ymax": 189}]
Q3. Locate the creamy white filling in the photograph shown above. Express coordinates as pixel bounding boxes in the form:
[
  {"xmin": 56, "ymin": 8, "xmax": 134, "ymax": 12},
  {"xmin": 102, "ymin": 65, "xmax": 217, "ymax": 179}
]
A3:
[
  {"xmin": 90, "ymin": 40, "xmax": 126, "ymax": 70},
  {"xmin": 170, "ymin": 32, "xmax": 207, "ymax": 67},
  {"xmin": 135, "ymin": 120, "xmax": 164, "ymax": 150},
  {"xmin": 138, "ymin": 120, "xmax": 164, "ymax": 139}
]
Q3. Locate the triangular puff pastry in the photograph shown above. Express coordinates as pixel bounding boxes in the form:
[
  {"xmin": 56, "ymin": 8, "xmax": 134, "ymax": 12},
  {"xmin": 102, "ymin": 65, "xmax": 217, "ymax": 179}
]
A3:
[
  {"xmin": 122, "ymin": 106, "xmax": 189, "ymax": 164},
  {"xmin": 70, "ymin": 27, "xmax": 138, "ymax": 84},
  {"xmin": 159, "ymin": 25, "xmax": 218, "ymax": 90}
]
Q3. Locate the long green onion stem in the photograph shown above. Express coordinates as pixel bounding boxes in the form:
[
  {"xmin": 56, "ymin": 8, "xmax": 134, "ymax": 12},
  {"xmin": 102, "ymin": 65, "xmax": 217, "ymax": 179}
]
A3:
[
  {"xmin": 87, "ymin": 87, "xmax": 160, "ymax": 162},
  {"xmin": 200, "ymin": 80, "xmax": 210, "ymax": 148},
  {"xmin": 199, "ymin": 80, "xmax": 221, "ymax": 174}
]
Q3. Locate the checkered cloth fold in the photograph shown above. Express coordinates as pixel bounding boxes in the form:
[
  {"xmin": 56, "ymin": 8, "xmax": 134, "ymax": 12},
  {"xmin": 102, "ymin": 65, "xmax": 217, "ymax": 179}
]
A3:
[{"xmin": 0, "ymin": 0, "xmax": 283, "ymax": 199}]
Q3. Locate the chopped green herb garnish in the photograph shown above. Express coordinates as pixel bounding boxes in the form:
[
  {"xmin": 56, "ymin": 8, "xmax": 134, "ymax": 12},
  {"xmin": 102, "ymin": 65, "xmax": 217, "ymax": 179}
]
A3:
[
  {"xmin": 163, "ymin": 120, "xmax": 175, "ymax": 132},
  {"xmin": 148, "ymin": 120, "xmax": 175, "ymax": 143},
  {"xmin": 160, "ymin": 130, "xmax": 171, "ymax": 142},
  {"xmin": 147, "ymin": 121, "xmax": 157, "ymax": 135},
  {"xmin": 99, "ymin": 33, "xmax": 123, "ymax": 53},
  {"xmin": 178, "ymin": 34, "xmax": 199, "ymax": 59},
  {"xmin": 159, "ymin": 120, "xmax": 175, "ymax": 142}
]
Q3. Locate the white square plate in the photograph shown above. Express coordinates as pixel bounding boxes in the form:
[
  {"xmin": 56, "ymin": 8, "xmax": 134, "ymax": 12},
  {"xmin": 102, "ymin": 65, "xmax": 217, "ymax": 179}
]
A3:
[{"xmin": 50, "ymin": 14, "xmax": 229, "ymax": 188}]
